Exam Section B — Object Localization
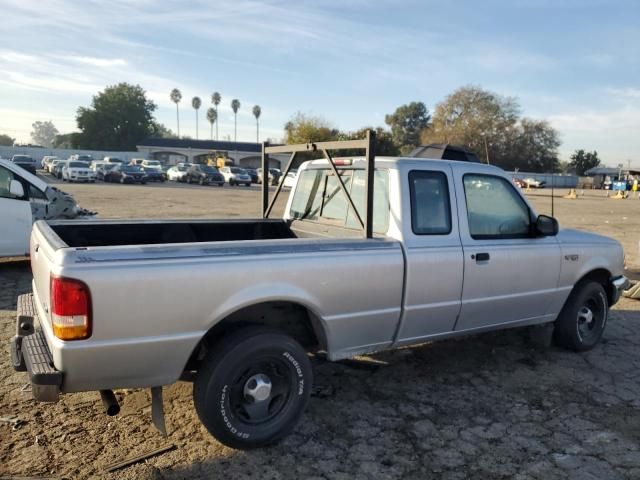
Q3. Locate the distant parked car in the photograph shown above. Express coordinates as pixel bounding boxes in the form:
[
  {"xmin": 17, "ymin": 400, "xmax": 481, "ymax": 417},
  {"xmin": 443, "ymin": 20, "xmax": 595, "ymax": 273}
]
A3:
[
  {"xmin": 41, "ymin": 155, "xmax": 60, "ymax": 170},
  {"xmin": 11, "ymin": 155, "xmax": 37, "ymax": 175},
  {"xmin": 103, "ymin": 156, "xmax": 125, "ymax": 164},
  {"xmin": 129, "ymin": 158, "xmax": 146, "ymax": 166},
  {"xmin": 185, "ymin": 164, "xmax": 225, "ymax": 186},
  {"xmin": 48, "ymin": 159, "xmax": 65, "ymax": 175},
  {"xmin": 281, "ymin": 170, "xmax": 298, "ymax": 188},
  {"xmin": 103, "ymin": 165, "xmax": 148, "ymax": 184},
  {"xmin": 96, "ymin": 163, "xmax": 118, "ymax": 181},
  {"xmin": 167, "ymin": 165, "xmax": 189, "ymax": 182},
  {"xmin": 52, "ymin": 162, "xmax": 66, "ymax": 179},
  {"xmin": 245, "ymin": 168, "xmax": 259, "ymax": 183},
  {"xmin": 221, "ymin": 166, "xmax": 252, "ymax": 186},
  {"xmin": 140, "ymin": 160, "xmax": 165, "ymax": 182},
  {"xmin": 256, "ymin": 167, "xmax": 280, "ymax": 186},
  {"xmin": 62, "ymin": 161, "xmax": 96, "ymax": 183},
  {"xmin": 70, "ymin": 154, "xmax": 94, "ymax": 163},
  {"xmin": 522, "ymin": 178, "xmax": 546, "ymax": 188}
]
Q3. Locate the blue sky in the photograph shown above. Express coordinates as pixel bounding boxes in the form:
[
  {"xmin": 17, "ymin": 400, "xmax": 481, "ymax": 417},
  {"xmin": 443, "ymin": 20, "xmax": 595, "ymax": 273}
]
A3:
[{"xmin": 1, "ymin": 0, "xmax": 639, "ymax": 165}]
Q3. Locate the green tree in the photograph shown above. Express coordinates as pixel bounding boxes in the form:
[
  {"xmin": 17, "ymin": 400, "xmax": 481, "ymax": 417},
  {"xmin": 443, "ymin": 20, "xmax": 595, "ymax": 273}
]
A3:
[
  {"xmin": 52, "ymin": 132, "xmax": 81, "ymax": 148},
  {"xmin": 31, "ymin": 120, "xmax": 59, "ymax": 147},
  {"xmin": 170, "ymin": 88, "xmax": 182, "ymax": 137},
  {"xmin": 211, "ymin": 92, "xmax": 221, "ymax": 140},
  {"xmin": 503, "ymin": 119, "xmax": 561, "ymax": 172},
  {"xmin": 569, "ymin": 149, "xmax": 601, "ymax": 175},
  {"xmin": 423, "ymin": 86, "xmax": 519, "ymax": 163},
  {"xmin": 151, "ymin": 122, "xmax": 177, "ymax": 139},
  {"xmin": 0, "ymin": 133, "xmax": 15, "ymax": 146},
  {"xmin": 284, "ymin": 112, "xmax": 339, "ymax": 144},
  {"xmin": 76, "ymin": 83, "xmax": 157, "ymax": 150},
  {"xmin": 339, "ymin": 127, "xmax": 399, "ymax": 156},
  {"xmin": 384, "ymin": 102, "xmax": 431, "ymax": 155},
  {"xmin": 206, "ymin": 107, "xmax": 217, "ymax": 140},
  {"xmin": 253, "ymin": 105, "xmax": 261, "ymax": 143}
]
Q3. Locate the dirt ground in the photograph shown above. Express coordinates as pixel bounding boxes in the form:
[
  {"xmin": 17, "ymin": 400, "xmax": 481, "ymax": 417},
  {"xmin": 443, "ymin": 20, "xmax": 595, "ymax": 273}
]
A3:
[{"xmin": 2, "ymin": 177, "xmax": 640, "ymax": 479}]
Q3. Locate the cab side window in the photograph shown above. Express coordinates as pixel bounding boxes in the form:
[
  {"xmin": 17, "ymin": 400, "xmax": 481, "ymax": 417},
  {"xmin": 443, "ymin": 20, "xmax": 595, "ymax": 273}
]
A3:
[
  {"xmin": 0, "ymin": 166, "xmax": 26, "ymax": 200},
  {"xmin": 409, "ymin": 170, "xmax": 452, "ymax": 235},
  {"xmin": 463, "ymin": 174, "xmax": 531, "ymax": 238}
]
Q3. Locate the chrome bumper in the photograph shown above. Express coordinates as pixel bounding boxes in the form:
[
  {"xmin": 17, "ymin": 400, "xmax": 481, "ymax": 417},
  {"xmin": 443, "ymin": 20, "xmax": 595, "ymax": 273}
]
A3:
[{"xmin": 611, "ymin": 275, "xmax": 630, "ymax": 305}]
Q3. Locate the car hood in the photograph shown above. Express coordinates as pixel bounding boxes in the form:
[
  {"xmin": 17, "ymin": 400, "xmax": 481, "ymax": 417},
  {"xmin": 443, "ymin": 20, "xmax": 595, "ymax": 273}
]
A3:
[{"xmin": 556, "ymin": 228, "xmax": 620, "ymax": 246}]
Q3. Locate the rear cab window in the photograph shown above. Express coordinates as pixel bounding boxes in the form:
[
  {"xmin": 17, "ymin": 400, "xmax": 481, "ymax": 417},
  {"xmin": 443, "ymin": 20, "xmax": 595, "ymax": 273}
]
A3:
[{"xmin": 290, "ymin": 168, "xmax": 390, "ymax": 234}]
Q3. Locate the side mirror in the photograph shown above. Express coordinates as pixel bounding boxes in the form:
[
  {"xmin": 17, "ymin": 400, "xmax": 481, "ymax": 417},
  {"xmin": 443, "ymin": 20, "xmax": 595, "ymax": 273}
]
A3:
[
  {"xmin": 9, "ymin": 179, "xmax": 25, "ymax": 198},
  {"xmin": 536, "ymin": 214, "xmax": 558, "ymax": 236}
]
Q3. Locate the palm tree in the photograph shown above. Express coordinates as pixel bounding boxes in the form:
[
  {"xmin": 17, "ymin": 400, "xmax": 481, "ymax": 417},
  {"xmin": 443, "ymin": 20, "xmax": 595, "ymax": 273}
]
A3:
[
  {"xmin": 211, "ymin": 92, "xmax": 221, "ymax": 140},
  {"xmin": 252, "ymin": 105, "xmax": 261, "ymax": 143},
  {"xmin": 170, "ymin": 88, "xmax": 182, "ymax": 136},
  {"xmin": 192, "ymin": 96, "xmax": 202, "ymax": 139},
  {"xmin": 231, "ymin": 99, "xmax": 240, "ymax": 143},
  {"xmin": 206, "ymin": 107, "xmax": 217, "ymax": 141}
]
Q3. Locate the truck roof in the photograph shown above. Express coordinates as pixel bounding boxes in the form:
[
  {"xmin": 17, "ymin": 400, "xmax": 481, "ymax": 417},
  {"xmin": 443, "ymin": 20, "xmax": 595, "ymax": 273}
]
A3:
[
  {"xmin": 0, "ymin": 158, "xmax": 49, "ymax": 192},
  {"xmin": 301, "ymin": 156, "xmax": 504, "ymax": 174}
]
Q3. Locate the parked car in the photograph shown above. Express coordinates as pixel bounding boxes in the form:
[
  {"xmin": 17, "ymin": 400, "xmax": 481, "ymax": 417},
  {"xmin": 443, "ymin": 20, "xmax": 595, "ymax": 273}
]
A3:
[
  {"xmin": 245, "ymin": 168, "xmax": 259, "ymax": 183},
  {"xmin": 70, "ymin": 154, "xmax": 94, "ymax": 164},
  {"xmin": 521, "ymin": 178, "xmax": 546, "ymax": 188},
  {"xmin": 129, "ymin": 158, "xmax": 146, "ymax": 166},
  {"xmin": 184, "ymin": 164, "xmax": 225, "ymax": 186},
  {"xmin": 47, "ymin": 159, "xmax": 65, "ymax": 174},
  {"xmin": 103, "ymin": 156, "xmax": 125, "ymax": 164},
  {"xmin": 96, "ymin": 163, "xmax": 118, "ymax": 181},
  {"xmin": 0, "ymin": 158, "xmax": 93, "ymax": 257},
  {"xmin": 140, "ymin": 160, "xmax": 165, "ymax": 182},
  {"xmin": 103, "ymin": 164, "xmax": 148, "ymax": 184},
  {"xmin": 11, "ymin": 155, "xmax": 37, "ymax": 175},
  {"xmin": 281, "ymin": 170, "xmax": 298, "ymax": 188},
  {"xmin": 62, "ymin": 161, "xmax": 96, "ymax": 183},
  {"xmin": 11, "ymin": 149, "xmax": 628, "ymax": 451},
  {"xmin": 220, "ymin": 166, "xmax": 252, "ymax": 186},
  {"xmin": 256, "ymin": 167, "xmax": 275, "ymax": 185},
  {"xmin": 167, "ymin": 165, "xmax": 189, "ymax": 182},
  {"xmin": 41, "ymin": 156, "xmax": 60, "ymax": 170},
  {"xmin": 51, "ymin": 162, "xmax": 66, "ymax": 179}
]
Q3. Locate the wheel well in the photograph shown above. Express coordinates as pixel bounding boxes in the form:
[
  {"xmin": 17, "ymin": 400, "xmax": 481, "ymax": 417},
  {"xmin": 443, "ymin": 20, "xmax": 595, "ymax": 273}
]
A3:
[
  {"xmin": 185, "ymin": 301, "xmax": 327, "ymax": 371},
  {"xmin": 577, "ymin": 268, "xmax": 613, "ymax": 304}
]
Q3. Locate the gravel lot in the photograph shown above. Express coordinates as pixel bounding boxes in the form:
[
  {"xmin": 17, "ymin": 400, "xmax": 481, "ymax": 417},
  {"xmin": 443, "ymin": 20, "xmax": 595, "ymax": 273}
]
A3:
[{"xmin": 2, "ymin": 176, "xmax": 640, "ymax": 479}]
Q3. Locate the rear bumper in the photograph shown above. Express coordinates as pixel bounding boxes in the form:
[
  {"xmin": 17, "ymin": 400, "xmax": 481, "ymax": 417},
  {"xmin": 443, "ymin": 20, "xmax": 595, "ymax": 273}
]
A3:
[
  {"xmin": 10, "ymin": 293, "xmax": 62, "ymax": 402},
  {"xmin": 610, "ymin": 275, "xmax": 630, "ymax": 305}
]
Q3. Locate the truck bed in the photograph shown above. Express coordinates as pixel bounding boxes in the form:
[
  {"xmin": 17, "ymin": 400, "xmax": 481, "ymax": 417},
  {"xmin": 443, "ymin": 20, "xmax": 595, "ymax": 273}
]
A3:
[{"xmin": 49, "ymin": 219, "xmax": 297, "ymax": 247}]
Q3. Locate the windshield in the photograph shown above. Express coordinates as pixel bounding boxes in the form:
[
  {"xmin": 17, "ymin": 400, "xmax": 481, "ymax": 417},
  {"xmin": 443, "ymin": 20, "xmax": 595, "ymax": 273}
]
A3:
[
  {"xmin": 77, "ymin": 155, "xmax": 93, "ymax": 162},
  {"xmin": 108, "ymin": 158, "xmax": 124, "ymax": 163},
  {"xmin": 144, "ymin": 161, "xmax": 160, "ymax": 166},
  {"xmin": 69, "ymin": 162, "xmax": 88, "ymax": 168},
  {"xmin": 176, "ymin": 166, "xmax": 187, "ymax": 172},
  {"xmin": 201, "ymin": 166, "xmax": 219, "ymax": 173},
  {"xmin": 13, "ymin": 156, "xmax": 33, "ymax": 162},
  {"xmin": 101, "ymin": 164, "xmax": 117, "ymax": 171},
  {"xmin": 122, "ymin": 166, "xmax": 142, "ymax": 173},
  {"xmin": 230, "ymin": 167, "xmax": 246, "ymax": 174}
]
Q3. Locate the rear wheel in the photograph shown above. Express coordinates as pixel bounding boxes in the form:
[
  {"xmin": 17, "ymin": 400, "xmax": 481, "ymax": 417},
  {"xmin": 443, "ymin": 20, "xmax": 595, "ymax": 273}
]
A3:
[
  {"xmin": 193, "ymin": 327, "xmax": 312, "ymax": 450},
  {"xmin": 554, "ymin": 281, "xmax": 608, "ymax": 351}
]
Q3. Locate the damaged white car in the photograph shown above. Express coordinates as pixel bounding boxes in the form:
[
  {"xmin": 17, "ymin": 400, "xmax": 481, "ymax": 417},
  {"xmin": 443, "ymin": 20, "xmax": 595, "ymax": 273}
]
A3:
[{"xmin": 0, "ymin": 158, "xmax": 95, "ymax": 257}]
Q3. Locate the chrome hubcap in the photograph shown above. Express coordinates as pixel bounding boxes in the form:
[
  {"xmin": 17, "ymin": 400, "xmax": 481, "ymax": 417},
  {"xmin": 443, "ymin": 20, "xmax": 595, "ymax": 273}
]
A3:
[{"xmin": 243, "ymin": 373, "xmax": 272, "ymax": 402}]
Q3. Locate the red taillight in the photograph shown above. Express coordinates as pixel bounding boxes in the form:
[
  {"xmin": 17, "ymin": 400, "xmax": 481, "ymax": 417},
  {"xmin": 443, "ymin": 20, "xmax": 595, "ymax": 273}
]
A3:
[{"xmin": 50, "ymin": 276, "xmax": 92, "ymax": 340}]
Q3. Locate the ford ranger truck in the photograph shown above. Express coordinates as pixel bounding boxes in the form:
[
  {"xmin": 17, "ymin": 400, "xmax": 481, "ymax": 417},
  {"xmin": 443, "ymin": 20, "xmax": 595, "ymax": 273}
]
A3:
[{"xmin": 11, "ymin": 156, "xmax": 628, "ymax": 449}]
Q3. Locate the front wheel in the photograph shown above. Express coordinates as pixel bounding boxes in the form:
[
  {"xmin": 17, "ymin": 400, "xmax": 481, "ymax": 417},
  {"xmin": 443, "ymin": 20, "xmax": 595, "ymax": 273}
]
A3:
[
  {"xmin": 554, "ymin": 281, "xmax": 608, "ymax": 352},
  {"xmin": 193, "ymin": 327, "xmax": 312, "ymax": 450}
]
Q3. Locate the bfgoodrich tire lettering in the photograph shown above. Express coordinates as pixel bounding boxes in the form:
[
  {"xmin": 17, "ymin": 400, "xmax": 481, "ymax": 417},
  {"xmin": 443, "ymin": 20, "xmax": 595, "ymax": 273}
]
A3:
[
  {"xmin": 554, "ymin": 281, "xmax": 608, "ymax": 352},
  {"xmin": 193, "ymin": 327, "xmax": 312, "ymax": 449}
]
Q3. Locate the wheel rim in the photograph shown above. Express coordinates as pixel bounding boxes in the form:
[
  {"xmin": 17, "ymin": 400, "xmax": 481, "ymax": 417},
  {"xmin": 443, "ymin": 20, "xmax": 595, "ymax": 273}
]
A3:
[
  {"xmin": 577, "ymin": 296, "xmax": 604, "ymax": 343},
  {"xmin": 226, "ymin": 355, "xmax": 295, "ymax": 425}
]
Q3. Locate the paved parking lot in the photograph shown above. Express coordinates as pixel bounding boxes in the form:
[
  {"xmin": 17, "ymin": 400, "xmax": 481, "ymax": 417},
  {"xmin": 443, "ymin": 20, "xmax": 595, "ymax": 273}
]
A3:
[{"xmin": 2, "ymin": 179, "xmax": 640, "ymax": 479}]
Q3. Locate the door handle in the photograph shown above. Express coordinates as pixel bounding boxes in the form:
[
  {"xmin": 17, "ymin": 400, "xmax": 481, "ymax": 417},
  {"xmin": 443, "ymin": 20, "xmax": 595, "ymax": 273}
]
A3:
[{"xmin": 472, "ymin": 252, "xmax": 490, "ymax": 262}]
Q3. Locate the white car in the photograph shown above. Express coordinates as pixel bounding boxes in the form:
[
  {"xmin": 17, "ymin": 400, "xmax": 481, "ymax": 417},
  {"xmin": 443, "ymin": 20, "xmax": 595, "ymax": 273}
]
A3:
[
  {"xmin": 167, "ymin": 165, "xmax": 189, "ymax": 181},
  {"xmin": 47, "ymin": 159, "xmax": 64, "ymax": 174},
  {"xmin": 41, "ymin": 155, "xmax": 60, "ymax": 170},
  {"xmin": 281, "ymin": 170, "xmax": 298, "ymax": 188},
  {"xmin": 220, "ymin": 166, "xmax": 252, "ymax": 186},
  {"xmin": 62, "ymin": 160, "xmax": 96, "ymax": 183}
]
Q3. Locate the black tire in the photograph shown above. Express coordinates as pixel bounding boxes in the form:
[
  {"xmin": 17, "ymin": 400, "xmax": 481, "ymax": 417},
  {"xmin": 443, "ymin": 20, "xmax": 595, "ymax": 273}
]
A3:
[
  {"xmin": 187, "ymin": 176, "xmax": 192, "ymax": 184},
  {"xmin": 120, "ymin": 177, "xmax": 125, "ymax": 184},
  {"xmin": 199, "ymin": 178, "xmax": 205, "ymax": 185},
  {"xmin": 193, "ymin": 327, "xmax": 312, "ymax": 450},
  {"xmin": 554, "ymin": 281, "xmax": 608, "ymax": 352},
  {"xmin": 141, "ymin": 181, "xmax": 146, "ymax": 185}
]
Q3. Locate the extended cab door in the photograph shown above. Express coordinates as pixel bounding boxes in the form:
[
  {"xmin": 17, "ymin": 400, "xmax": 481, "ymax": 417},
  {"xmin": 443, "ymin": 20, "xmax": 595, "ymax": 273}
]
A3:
[
  {"xmin": 453, "ymin": 167, "xmax": 561, "ymax": 331},
  {"xmin": 395, "ymin": 163, "xmax": 464, "ymax": 344},
  {"xmin": 0, "ymin": 164, "xmax": 32, "ymax": 256}
]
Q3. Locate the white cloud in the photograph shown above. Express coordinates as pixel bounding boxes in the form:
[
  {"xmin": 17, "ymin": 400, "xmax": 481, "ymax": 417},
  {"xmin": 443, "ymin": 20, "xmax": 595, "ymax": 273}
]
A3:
[{"xmin": 68, "ymin": 56, "xmax": 127, "ymax": 68}]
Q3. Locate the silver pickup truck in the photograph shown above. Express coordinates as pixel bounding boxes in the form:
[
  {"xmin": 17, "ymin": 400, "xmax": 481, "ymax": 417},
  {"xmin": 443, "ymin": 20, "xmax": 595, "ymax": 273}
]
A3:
[{"xmin": 11, "ymin": 151, "xmax": 628, "ymax": 449}]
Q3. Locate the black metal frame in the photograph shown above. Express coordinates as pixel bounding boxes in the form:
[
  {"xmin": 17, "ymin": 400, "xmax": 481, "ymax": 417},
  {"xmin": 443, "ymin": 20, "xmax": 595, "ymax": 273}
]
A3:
[{"xmin": 261, "ymin": 130, "xmax": 376, "ymax": 238}]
